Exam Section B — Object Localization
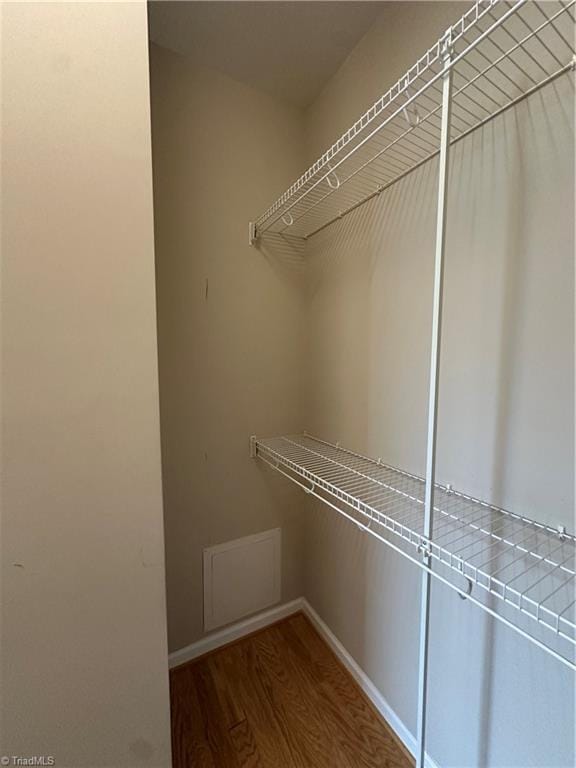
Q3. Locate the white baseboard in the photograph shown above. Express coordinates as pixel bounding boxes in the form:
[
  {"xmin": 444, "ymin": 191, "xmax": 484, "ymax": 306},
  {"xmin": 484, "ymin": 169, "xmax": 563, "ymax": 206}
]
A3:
[
  {"xmin": 168, "ymin": 595, "xmax": 439, "ymax": 768},
  {"xmin": 301, "ymin": 599, "xmax": 440, "ymax": 768},
  {"xmin": 168, "ymin": 597, "xmax": 305, "ymax": 669}
]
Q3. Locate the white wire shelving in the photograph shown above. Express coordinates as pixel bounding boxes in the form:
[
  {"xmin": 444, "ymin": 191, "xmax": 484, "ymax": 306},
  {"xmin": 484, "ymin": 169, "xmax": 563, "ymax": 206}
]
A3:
[
  {"xmin": 249, "ymin": 0, "xmax": 575, "ymax": 244},
  {"xmin": 249, "ymin": 2, "xmax": 575, "ymax": 763},
  {"xmin": 253, "ymin": 434, "xmax": 576, "ymax": 670}
]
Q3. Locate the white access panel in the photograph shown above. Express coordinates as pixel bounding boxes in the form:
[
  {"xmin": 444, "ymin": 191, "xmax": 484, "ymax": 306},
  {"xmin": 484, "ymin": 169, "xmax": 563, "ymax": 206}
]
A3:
[{"xmin": 203, "ymin": 528, "xmax": 281, "ymax": 631}]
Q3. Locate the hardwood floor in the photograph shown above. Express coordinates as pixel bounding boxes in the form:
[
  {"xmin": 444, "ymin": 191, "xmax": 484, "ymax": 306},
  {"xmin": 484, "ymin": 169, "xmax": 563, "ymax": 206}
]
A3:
[{"xmin": 170, "ymin": 612, "xmax": 414, "ymax": 768}]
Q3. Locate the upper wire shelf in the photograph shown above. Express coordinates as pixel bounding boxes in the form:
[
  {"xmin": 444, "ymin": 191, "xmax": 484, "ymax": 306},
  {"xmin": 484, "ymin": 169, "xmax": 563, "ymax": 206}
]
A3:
[
  {"xmin": 250, "ymin": 0, "xmax": 575, "ymax": 243},
  {"xmin": 254, "ymin": 434, "xmax": 576, "ymax": 670}
]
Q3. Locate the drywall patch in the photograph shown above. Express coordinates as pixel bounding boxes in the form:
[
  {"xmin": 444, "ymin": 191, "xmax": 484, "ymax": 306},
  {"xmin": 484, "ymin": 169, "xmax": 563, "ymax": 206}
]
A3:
[{"xmin": 203, "ymin": 528, "xmax": 281, "ymax": 631}]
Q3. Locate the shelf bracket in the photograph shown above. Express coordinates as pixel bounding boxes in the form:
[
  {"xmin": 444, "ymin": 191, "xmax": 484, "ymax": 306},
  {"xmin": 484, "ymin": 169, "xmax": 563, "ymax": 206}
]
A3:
[
  {"xmin": 402, "ymin": 83, "xmax": 421, "ymax": 128},
  {"xmin": 415, "ymin": 26, "xmax": 453, "ymax": 768},
  {"xmin": 249, "ymin": 222, "xmax": 258, "ymax": 247},
  {"xmin": 250, "ymin": 435, "xmax": 257, "ymax": 458}
]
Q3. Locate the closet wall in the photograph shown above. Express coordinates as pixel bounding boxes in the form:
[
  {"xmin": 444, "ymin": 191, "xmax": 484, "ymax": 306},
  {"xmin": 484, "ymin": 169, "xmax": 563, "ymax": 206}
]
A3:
[
  {"xmin": 302, "ymin": 2, "xmax": 575, "ymax": 767},
  {"xmin": 151, "ymin": 3, "xmax": 574, "ymax": 764},
  {"xmin": 150, "ymin": 44, "xmax": 307, "ymax": 652},
  {"xmin": 1, "ymin": 3, "xmax": 171, "ymax": 764}
]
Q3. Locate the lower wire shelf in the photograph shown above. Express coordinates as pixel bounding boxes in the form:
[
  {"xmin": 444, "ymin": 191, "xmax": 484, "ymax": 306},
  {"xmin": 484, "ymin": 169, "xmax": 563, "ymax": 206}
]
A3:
[{"xmin": 253, "ymin": 433, "xmax": 576, "ymax": 670}]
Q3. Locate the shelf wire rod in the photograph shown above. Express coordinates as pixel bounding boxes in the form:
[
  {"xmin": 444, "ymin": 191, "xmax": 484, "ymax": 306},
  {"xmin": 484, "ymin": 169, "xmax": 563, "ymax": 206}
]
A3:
[
  {"xmin": 432, "ymin": 511, "xmax": 547, "ymax": 558},
  {"xmin": 426, "ymin": 535, "xmax": 570, "ymax": 617},
  {"xmin": 282, "ymin": 122, "xmax": 445, "ymax": 233},
  {"xmin": 556, "ymin": 598, "xmax": 576, "ymax": 630},
  {"xmin": 347, "ymin": 462, "xmax": 423, "ymax": 493},
  {"xmin": 340, "ymin": 154, "xmax": 417, "ymax": 189},
  {"xmin": 363, "ymin": 126, "xmax": 439, "ymax": 165},
  {"xmin": 457, "ymin": 49, "xmax": 523, "ymax": 104},
  {"xmin": 455, "ymin": 51, "xmax": 512, "ymax": 106},
  {"xmin": 358, "ymin": 485, "xmax": 420, "ymax": 511},
  {"xmin": 351, "ymin": 479, "xmax": 422, "ymax": 511},
  {"xmin": 256, "ymin": 0, "xmax": 532, "ymax": 233},
  {"xmin": 267, "ymin": 451, "xmax": 576, "ymax": 660},
  {"xmin": 430, "ymin": 505, "xmax": 526, "ymax": 549},
  {"xmin": 532, "ymin": 3, "xmax": 575, "ymax": 54},
  {"xmin": 300, "ymin": 36, "xmax": 574, "ymax": 239},
  {"xmin": 325, "ymin": 468, "xmax": 423, "ymax": 505},
  {"xmin": 486, "ymin": 7, "xmax": 562, "ymax": 74},
  {"xmin": 513, "ymin": 7, "xmax": 568, "ymax": 66},
  {"xmin": 273, "ymin": 442, "xmax": 392, "ymax": 482},
  {"xmin": 280, "ymin": 437, "xmax": 427, "ymax": 508},
  {"xmin": 300, "ymin": 48, "xmax": 569, "ymax": 239},
  {"xmin": 442, "ymin": 474, "xmax": 576, "ymax": 543},
  {"xmin": 287, "ymin": 125, "xmax": 444, "ymax": 237},
  {"xmin": 338, "ymin": 460, "xmax": 573, "ymax": 578},
  {"xmin": 451, "ymin": 84, "xmax": 507, "ymax": 125},
  {"xmin": 304, "ymin": 468, "xmax": 421, "ymax": 506},
  {"xmin": 344, "ymin": 121, "xmax": 440, "ymax": 171},
  {"xmin": 455, "ymin": 505, "xmax": 566, "ymax": 551},
  {"xmin": 364, "ymin": 503, "xmax": 423, "ymax": 534},
  {"xmin": 558, "ymin": 0, "xmax": 575, "ymax": 22},
  {"xmin": 431, "ymin": 494, "xmax": 542, "ymax": 542},
  {"xmin": 330, "ymin": 163, "xmax": 421, "ymax": 204},
  {"xmin": 279, "ymin": 470, "xmax": 424, "ymax": 528},
  {"xmin": 318, "ymin": 471, "xmax": 410, "ymax": 498},
  {"xmin": 257, "ymin": 446, "xmax": 576, "ymax": 626},
  {"xmin": 296, "ymin": 470, "xmax": 576, "ymax": 670},
  {"xmin": 456, "ymin": 33, "xmax": 536, "ymax": 94},
  {"xmin": 448, "ymin": 544, "xmax": 574, "ymax": 597},
  {"xmin": 515, "ymin": 557, "xmax": 576, "ymax": 615},
  {"xmin": 467, "ymin": 533, "xmax": 570, "ymax": 581},
  {"xmin": 332, "ymin": 457, "xmax": 423, "ymax": 490},
  {"xmin": 443, "ymin": 70, "xmax": 501, "ymax": 117},
  {"xmin": 415, "ymin": 87, "xmax": 482, "ymax": 130},
  {"xmin": 260, "ymin": 0, "xmax": 529, "ymax": 234},
  {"xmin": 434, "ymin": 502, "xmax": 576, "ymax": 576},
  {"xmin": 488, "ymin": 543, "xmax": 574, "ymax": 594},
  {"xmin": 274, "ymin": 176, "xmax": 385, "ymax": 234},
  {"xmin": 440, "ymin": 492, "xmax": 573, "ymax": 560},
  {"xmin": 382, "ymin": 102, "xmax": 449, "ymax": 144},
  {"xmin": 295, "ymin": 437, "xmax": 576, "ymax": 555},
  {"xmin": 304, "ymin": 434, "xmax": 576, "ymax": 543},
  {"xmin": 467, "ymin": 30, "xmax": 541, "ymax": 90}
]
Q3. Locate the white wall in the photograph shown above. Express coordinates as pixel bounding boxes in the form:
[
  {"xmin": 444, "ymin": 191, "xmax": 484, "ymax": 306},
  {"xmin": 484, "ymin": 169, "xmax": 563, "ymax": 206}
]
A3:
[
  {"xmin": 1, "ymin": 3, "xmax": 171, "ymax": 765},
  {"xmin": 302, "ymin": 3, "xmax": 575, "ymax": 767},
  {"xmin": 150, "ymin": 44, "xmax": 307, "ymax": 653}
]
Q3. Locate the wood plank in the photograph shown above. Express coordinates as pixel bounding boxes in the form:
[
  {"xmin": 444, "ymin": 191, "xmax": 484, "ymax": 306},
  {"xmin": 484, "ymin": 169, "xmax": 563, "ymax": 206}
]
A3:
[
  {"xmin": 251, "ymin": 625, "xmax": 353, "ymax": 768},
  {"xmin": 284, "ymin": 614, "xmax": 414, "ymax": 768},
  {"xmin": 229, "ymin": 719, "xmax": 264, "ymax": 768},
  {"xmin": 228, "ymin": 638, "xmax": 307, "ymax": 767},
  {"xmin": 207, "ymin": 652, "xmax": 246, "ymax": 730},
  {"xmin": 170, "ymin": 611, "xmax": 415, "ymax": 768},
  {"xmin": 193, "ymin": 661, "xmax": 240, "ymax": 767},
  {"xmin": 170, "ymin": 665, "xmax": 217, "ymax": 768}
]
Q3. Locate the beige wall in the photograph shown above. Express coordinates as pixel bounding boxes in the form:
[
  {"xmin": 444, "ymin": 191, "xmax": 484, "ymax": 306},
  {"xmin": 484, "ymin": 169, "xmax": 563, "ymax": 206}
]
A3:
[
  {"xmin": 150, "ymin": 44, "xmax": 306, "ymax": 653},
  {"xmin": 1, "ymin": 3, "xmax": 171, "ymax": 766},
  {"xmin": 302, "ymin": 3, "xmax": 575, "ymax": 767}
]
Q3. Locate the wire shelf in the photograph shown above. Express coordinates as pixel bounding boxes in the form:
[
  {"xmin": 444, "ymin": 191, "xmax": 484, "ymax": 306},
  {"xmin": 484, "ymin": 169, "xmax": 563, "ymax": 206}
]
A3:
[
  {"xmin": 250, "ymin": 0, "xmax": 575, "ymax": 243},
  {"xmin": 254, "ymin": 434, "xmax": 576, "ymax": 669}
]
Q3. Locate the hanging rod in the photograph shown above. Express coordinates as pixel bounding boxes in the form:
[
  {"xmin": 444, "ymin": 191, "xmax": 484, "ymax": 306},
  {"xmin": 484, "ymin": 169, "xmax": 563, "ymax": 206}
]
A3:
[{"xmin": 249, "ymin": 0, "xmax": 575, "ymax": 245}]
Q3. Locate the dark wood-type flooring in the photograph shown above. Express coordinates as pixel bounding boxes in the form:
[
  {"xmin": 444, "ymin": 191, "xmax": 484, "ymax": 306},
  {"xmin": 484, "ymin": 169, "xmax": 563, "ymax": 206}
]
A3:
[{"xmin": 170, "ymin": 611, "xmax": 414, "ymax": 767}]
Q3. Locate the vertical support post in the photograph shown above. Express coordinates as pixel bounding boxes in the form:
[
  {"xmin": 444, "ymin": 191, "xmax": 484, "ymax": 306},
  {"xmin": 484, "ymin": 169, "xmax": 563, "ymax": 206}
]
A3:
[{"xmin": 415, "ymin": 30, "xmax": 453, "ymax": 768}]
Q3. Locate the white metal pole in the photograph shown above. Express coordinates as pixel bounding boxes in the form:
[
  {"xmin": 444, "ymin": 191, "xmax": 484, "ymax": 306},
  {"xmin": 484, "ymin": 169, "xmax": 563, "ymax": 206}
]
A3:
[{"xmin": 415, "ymin": 30, "xmax": 453, "ymax": 768}]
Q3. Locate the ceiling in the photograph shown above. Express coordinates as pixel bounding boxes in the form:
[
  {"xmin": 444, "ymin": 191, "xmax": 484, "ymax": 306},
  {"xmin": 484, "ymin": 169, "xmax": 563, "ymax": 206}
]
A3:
[{"xmin": 148, "ymin": 1, "xmax": 386, "ymax": 108}]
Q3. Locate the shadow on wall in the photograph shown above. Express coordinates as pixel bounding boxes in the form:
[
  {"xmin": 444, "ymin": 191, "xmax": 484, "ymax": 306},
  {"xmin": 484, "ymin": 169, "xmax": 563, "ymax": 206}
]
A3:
[
  {"xmin": 257, "ymin": 231, "xmax": 307, "ymax": 291},
  {"xmin": 302, "ymin": 74, "xmax": 574, "ymax": 767}
]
